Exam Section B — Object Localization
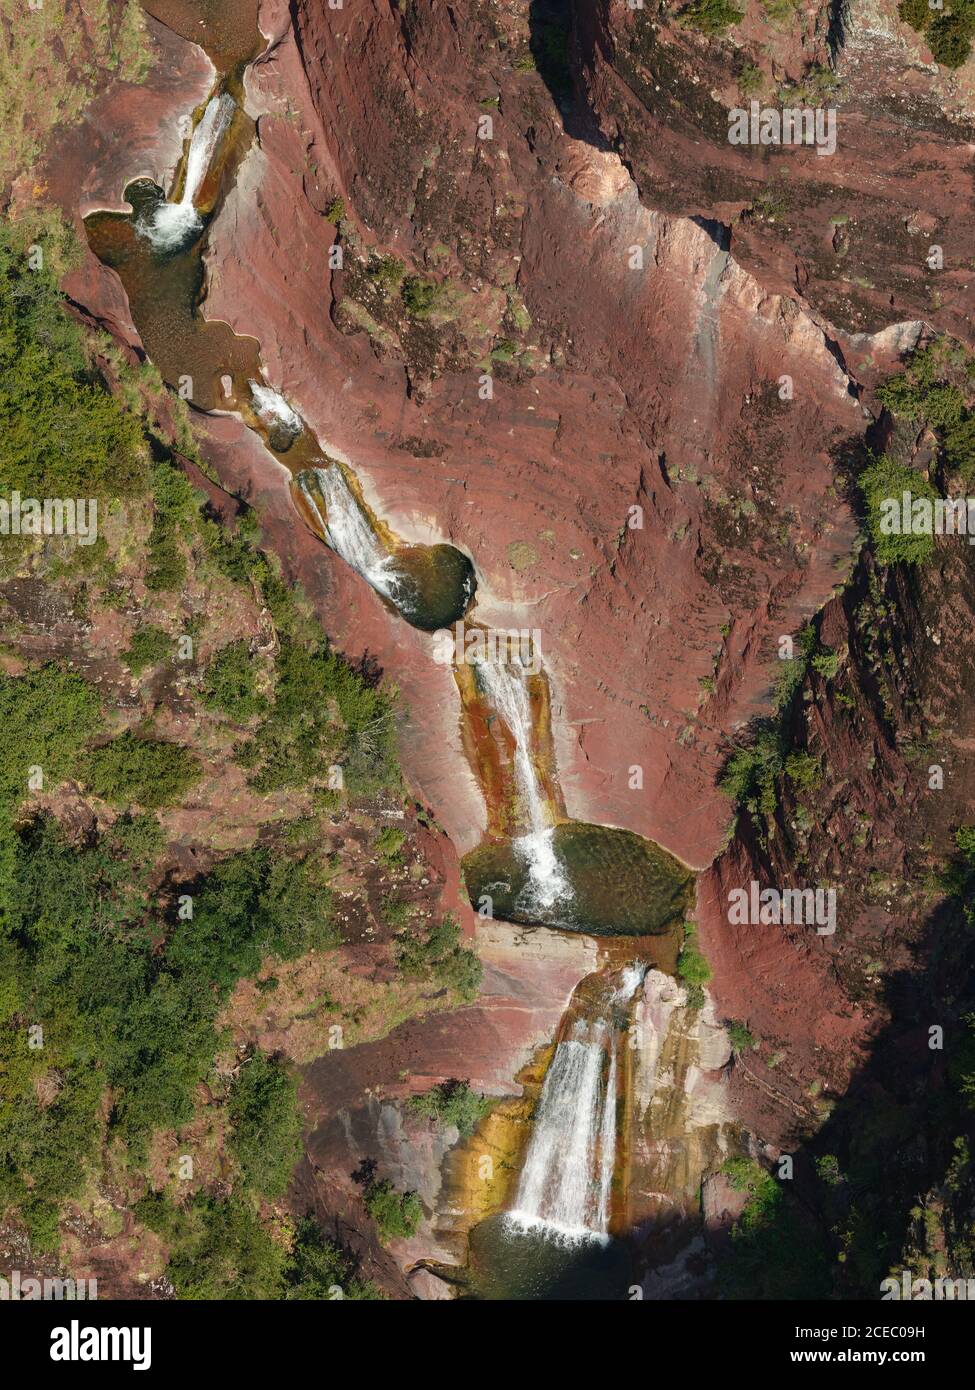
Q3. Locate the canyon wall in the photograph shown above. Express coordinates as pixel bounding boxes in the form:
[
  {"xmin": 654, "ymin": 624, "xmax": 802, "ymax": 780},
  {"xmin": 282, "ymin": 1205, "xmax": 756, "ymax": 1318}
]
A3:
[{"xmin": 45, "ymin": 0, "xmax": 975, "ymax": 1294}]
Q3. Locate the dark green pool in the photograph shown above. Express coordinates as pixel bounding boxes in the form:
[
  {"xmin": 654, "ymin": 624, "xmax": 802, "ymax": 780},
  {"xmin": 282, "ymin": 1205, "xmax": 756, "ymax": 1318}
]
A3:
[{"xmin": 463, "ymin": 821, "xmax": 692, "ymax": 935}]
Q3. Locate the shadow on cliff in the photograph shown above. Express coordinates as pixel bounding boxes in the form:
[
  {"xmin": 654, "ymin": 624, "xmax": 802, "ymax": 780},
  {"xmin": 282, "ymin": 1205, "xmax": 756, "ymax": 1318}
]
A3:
[
  {"xmin": 711, "ymin": 493, "xmax": 975, "ymax": 1297},
  {"xmin": 528, "ymin": 0, "xmax": 608, "ymax": 145},
  {"xmin": 717, "ymin": 883, "xmax": 975, "ymax": 1300}
]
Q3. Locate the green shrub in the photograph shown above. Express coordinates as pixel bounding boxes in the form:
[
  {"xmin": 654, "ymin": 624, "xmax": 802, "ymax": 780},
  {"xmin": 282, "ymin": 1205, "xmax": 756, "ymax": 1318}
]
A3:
[
  {"xmin": 366, "ymin": 255, "xmax": 405, "ymax": 292},
  {"xmin": 680, "ymin": 0, "xmax": 744, "ymax": 33},
  {"xmin": 363, "ymin": 1177, "xmax": 422, "ymax": 1243},
  {"xmin": 227, "ymin": 1051, "xmax": 302, "ymax": 1198},
  {"xmin": 406, "ymin": 1080, "xmax": 489, "ymax": 1137},
  {"xmin": 401, "ymin": 276, "xmax": 439, "ymax": 318},
  {"xmin": 135, "ymin": 1192, "xmax": 287, "ymax": 1300},
  {"xmin": 0, "ymin": 664, "xmax": 102, "ymax": 811},
  {"xmin": 811, "ymin": 647, "xmax": 841, "ymax": 680},
  {"xmin": 201, "ymin": 640, "xmax": 267, "ymax": 722},
  {"xmin": 382, "ymin": 895, "xmax": 414, "ymax": 931},
  {"xmin": 145, "ymin": 458, "xmax": 203, "ymax": 592},
  {"xmin": 720, "ymin": 724, "xmax": 785, "ymax": 816},
  {"xmin": 728, "ymin": 1020, "xmax": 756, "ymax": 1052},
  {"xmin": 928, "ymin": 13, "xmax": 972, "ymax": 66},
  {"xmin": 0, "ymin": 219, "xmax": 146, "ymax": 506},
  {"xmin": 375, "ymin": 825, "xmax": 406, "ymax": 862},
  {"xmin": 397, "ymin": 913, "xmax": 481, "ymax": 1001},
  {"xmin": 738, "ymin": 62, "xmax": 764, "ymax": 95},
  {"xmin": 784, "ymin": 750, "xmax": 822, "ymax": 792},
  {"xmin": 124, "ymin": 625, "xmax": 171, "ymax": 674},
  {"xmin": 165, "ymin": 847, "xmax": 338, "ymax": 995},
  {"xmin": 898, "ymin": 0, "xmax": 933, "ymax": 28},
  {"xmin": 858, "ymin": 455, "xmax": 938, "ymax": 566},
  {"xmin": 718, "ymin": 1156, "xmax": 832, "ymax": 1298},
  {"xmin": 78, "ymin": 730, "xmax": 202, "ymax": 808},
  {"xmin": 236, "ymin": 638, "xmax": 399, "ymax": 796},
  {"xmin": 955, "ymin": 826, "xmax": 975, "ymax": 863},
  {"xmin": 284, "ymin": 1215, "xmax": 382, "ymax": 1300},
  {"xmin": 815, "ymin": 1153, "xmax": 843, "ymax": 1186},
  {"xmin": 677, "ymin": 944, "xmax": 711, "ymax": 987},
  {"xmin": 677, "ymin": 925, "xmax": 711, "ymax": 1008}
]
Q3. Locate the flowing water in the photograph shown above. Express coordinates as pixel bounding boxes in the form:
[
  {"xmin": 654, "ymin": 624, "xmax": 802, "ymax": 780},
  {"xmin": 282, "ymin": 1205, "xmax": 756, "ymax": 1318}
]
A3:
[
  {"xmin": 474, "ymin": 659, "xmax": 570, "ymax": 913},
  {"xmin": 92, "ymin": 2, "xmax": 699, "ymax": 1299},
  {"xmin": 298, "ymin": 466, "xmax": 405, "ymax": 608},
  {"xmin": 249, "ymin": 382, "xmax": 303, "ymax": 451},
  {"xmin": 462, "ymin": 965, "xmax": 647, "ymax": 1299},
  {"xmin": 296, "ymin": 467, "xmax": 476, "ymax": 631},
  {"xmin": 507, "ymin": 964, "xmax": 644, "ymax": 1243},
  {"xmin": 140, "ymin": 91, "xmax": 236, "ymax": 251}
]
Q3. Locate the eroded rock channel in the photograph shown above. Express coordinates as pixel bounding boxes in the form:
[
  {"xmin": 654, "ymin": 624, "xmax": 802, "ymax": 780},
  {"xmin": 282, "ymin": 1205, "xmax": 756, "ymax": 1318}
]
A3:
[{"xmin": 81, "ymin": 0, "xmax": 720, "ymax": 1297}]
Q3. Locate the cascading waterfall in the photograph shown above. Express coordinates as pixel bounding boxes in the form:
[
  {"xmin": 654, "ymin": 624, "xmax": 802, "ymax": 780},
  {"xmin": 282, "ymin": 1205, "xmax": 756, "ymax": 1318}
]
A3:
[
  {"xmin": 249, "ymin": 381, "xmax": 303, "ymax": 446},
  {"xmin": 140, "ymin": 91, "xmax": 237, "ymax": 251},
  {"xmin": 475, "ymin": 659, "xmax": 569, "ymax": 912},
  {"xmin": 298, "ymin": 465, "xmax": 406, "ymax": 609},
  {"xmin": 507, "ymin": 965, "xmax": 646, "ymax": 1244}
]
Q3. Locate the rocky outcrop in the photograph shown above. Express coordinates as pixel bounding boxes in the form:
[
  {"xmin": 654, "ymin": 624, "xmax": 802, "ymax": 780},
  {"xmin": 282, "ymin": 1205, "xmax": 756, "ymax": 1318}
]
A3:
[
  {"xmin": 196, "ymin": 0, "xmax": 872, "ymax": 871},
  {"xmin": 627, "ymin": 971, "xmax": 736, "ymax": 1294},
  {"xmin": 578, "ymin": 0, "xmax": 975, "ymax": 347},
  {"xmin": 698, "ymin": 541, "xmax": 975, "ymax": 1147},
  {"xmin": 298, "ymin": 922, "xmax": 598, "ymax": 1273}
]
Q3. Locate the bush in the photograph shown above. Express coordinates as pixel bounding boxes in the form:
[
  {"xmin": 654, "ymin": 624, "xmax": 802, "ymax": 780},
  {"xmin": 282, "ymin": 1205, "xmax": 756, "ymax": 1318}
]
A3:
[
  {"xmin": 680, "ymin": 0, "xmax": 744, "ymax": 33},
  {"xmin": 401, "ymin": 276, "xmax": 439, "ymax": 318},
  {"xmin": 397, "ymin": 913, "xmax": 481, "ymax": 1001},
  {"xmin": 145, "ymin": 458, "xmax": 203, "ymax": 592},
  {"xmin": 236, "ymin": 638, "xmax": 399, "ymax": 796},
  {"xmin": 898, "ymin": 0, "xmax": 932, "ymax": 28},
  {"xmin": 0, "ymin": 664, "xmax": 102, "ymax": 811},
  {"xmin": 677, "ymin": 944, "xmax": 711, "ymax": 988},
  {"xmin": 0, "ymin": 219, "xmax": 146, "ymax": 507},
  {"xmin": 956, "ymin": 826, "xmax": 975, "ymax": 863},
  {"xmin": 227, "ymin": 1051, "xmax": 302, "ymax": 1198},
  {"xmin": 406, "ymin": 1080, "xmax": 489, "ymax": 1137},
  {"xmin": 728, "ymin": 1020, "xmax": 756, "ymax": 1053},
  {"xmin": 201, "ymin": 640, "xmax": 267, "ymax": 722},
  {"xmin": 677, "ymin": 925, "xmax": 711, "ymax": 1008},
  {"xmin": 78, "ymin": 730, "xmax": 202, "ymax": 808},
  {"xmin": 362, "ymin": 1177, "xmax": 422, "ymax": 1243},
  {"xmin": 720, "ymin": 724, "xmax": 785, "ymax": 816},
  {"xmin": 858, "ymin": 455, "xmax": 938, "ymax": 566},
  {"xmin": 784, "ymin": 750, "xmax": 822, "ymax": 792},
  {"xmin": 124, "ymin": 625, "xmax": 171, "ymax": 674},
  {"xmin": 928, "ymin": 13, "xmax": 972, "ymax": 66},
  {"xmin": 165, "ymin": 847, "xmax": 338, "ymax": 995},
  {"xmin": 284, "ymin": 1215, "xmax": 382, "ymax": 1300},
  {"xmin": 135, "ymin": 1193, "xmax": 287, "ymax": 1300},
  {"xmin": 366, "ymin": 255, "xmax": 405, "ymax": 292},
  {"xmin": 374, "ymin": 825, "xmax": 406, "ymax": 862}
]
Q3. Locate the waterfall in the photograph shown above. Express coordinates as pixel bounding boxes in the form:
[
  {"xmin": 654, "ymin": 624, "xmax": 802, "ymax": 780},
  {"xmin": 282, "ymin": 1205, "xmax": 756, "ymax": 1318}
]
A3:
[
  {"xmin": 249, "ymin": 382, "xmax": 303, "ymax": 445},
  {"xmin": 141, "ymin": 92, "xmax": 236, "ymax": 251},
  {"xmin": 507, "ymin": 965, "xmax": 646, "ymax": 1244},
  {"xmin": 298, "ymin": 465, "xmax": 405, "ymax": 608},
  {"xmin": 475, "ymin": 659, "xmax": 569, "ymax": 913}
]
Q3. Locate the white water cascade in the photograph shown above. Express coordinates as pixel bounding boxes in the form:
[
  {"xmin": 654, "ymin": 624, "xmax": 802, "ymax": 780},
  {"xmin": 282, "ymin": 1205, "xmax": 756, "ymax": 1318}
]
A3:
[
  {"xmin": 475, "ymin": 659, "xmax": 570, "ymax": 913},
  {"xmin": 141, "ymin": 92, "xmax": 236, "ymax": 251},
  {"xmin": 507, "ymin": 965, "xmax": 646, "ymax": 1244},
  {"xmin": 249, "ymin": 382, "xmax": 303, "ymax": 443},
  {"xmin": 298, "ymin": 465, "xmax": 405, "ymax": 608}
]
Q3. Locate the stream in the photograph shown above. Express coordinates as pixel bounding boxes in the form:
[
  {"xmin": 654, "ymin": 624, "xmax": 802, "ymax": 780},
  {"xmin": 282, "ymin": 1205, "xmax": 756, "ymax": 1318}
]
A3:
[{"xmin": 86, "ymin": 0, "xmax": 699, "ymax": 1295}]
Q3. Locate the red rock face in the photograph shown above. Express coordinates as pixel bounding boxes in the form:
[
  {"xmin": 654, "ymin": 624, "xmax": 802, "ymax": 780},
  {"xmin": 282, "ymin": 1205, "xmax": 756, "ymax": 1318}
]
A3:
[
  {"xmin": 51, "ymin": 0, "xmax": 975, "ymax": 1294},
  {"xmin": 199, "ymin": 0, "xmax": 872, "ymax": 871},
  {"xmin": 577, "ymin": 0, "xmax": 975, "ymax": 347}
]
